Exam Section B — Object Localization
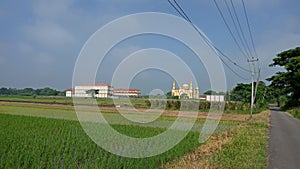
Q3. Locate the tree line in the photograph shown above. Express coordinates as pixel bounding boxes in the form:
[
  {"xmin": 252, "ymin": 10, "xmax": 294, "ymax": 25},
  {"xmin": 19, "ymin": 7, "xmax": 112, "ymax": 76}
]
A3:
[
  {"xmin": 267, "ymin": 47, "xmax": 300, "ymax": 108},
  {"xmin": 227, "ymin": 47, "xmax": 300, "ymax": 109},
  {"xmin": 0, "ymin": 87, "xmax": 65, "ymax": 96}
]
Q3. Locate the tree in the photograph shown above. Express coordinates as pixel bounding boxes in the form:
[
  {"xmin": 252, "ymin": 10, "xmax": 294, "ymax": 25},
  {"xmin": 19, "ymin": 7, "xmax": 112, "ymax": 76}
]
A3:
[
  {"xmin": 19, "ymin": 88, "xmax": 36, "ymax": 96},
  {"xmin": 230, "ymin": 83, "xmax": 251, "ymax": 103},
  {"xmin": 267, "ymin": 47, "xmax": 300, "ymax": 107},
  {"xmin": 0, "ymin": 87, "xmax": 61, "ymax": 96},
  {"xmin": 0, "ymin": 88, "xmax": 9, "ymax": 95},
  {"xmin": 166, "ymin": 91, "xmax": 179, "ymax": 99},
  {"xmin": 36, "ymin": 87, "xmax": 59, "ymax": 96},
  {"xmin": 230, "ymin": 82, "xmax": 270, "ymax": 107},
  {"xmin": 203, "ymin": 90, "xmax": 217, "ymax": 95}
]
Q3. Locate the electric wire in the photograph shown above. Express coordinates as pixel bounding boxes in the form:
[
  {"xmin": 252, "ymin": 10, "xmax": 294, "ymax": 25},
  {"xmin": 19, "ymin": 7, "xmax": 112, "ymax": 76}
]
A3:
[
  {"xmin": 227, "ymin": 0, "xmax": 253, "ymax": 59},
  {"xmin": 168, "ymin": 0, "xmax": 252, "ymax": 79},
  {"xmin": 242, "ymin": 0, "xmax": 259, "ymax": 59},
  {"xmin": 168, "ymin": 0, "xmax": 251, "ymax": 79},
  {"xmin": 169, "ymin": 0, "xmax": 264, "ymax": 109},
  {"xmin": 219, "ymin": 57, "xmax": 250, "ymax": 80},
  {"xmin": 213, "ymin": 0, "xmax": 250, "ymax": 59},
  {"xmin": 241, "ymin": 0, "xmax": 261, "ymax": 101},
  {"xmin": 213, "ymin": 0, "xmax": 259, "ymax": 74}
]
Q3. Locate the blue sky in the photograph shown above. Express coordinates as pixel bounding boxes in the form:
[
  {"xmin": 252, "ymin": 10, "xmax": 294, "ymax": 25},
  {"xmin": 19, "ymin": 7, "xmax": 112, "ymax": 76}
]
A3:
[{"xmin": 0, "ymin": 0, "xmax": 299, "ymax": 94}]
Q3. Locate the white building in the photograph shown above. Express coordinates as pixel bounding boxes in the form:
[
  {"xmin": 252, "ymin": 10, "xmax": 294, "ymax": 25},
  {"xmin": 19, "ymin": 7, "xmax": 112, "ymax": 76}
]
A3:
[
  {"xmin": 73, "ymin": 83, "xmax": 113, "ymax": 98},
  {"xmin": 65, "ymin": 88, "xmax": 74, "ymax": 97},
  {"xmin": 171, "ymin": 80, "xmax": 199, "ymax": 99},
  {"xmin": 202, "ymin": 95, "xmax": 225, "ymax": 102},
  {"xmin": 113, "ymin": 88, "xmax": 141, "ymax": 97},
  {"xmin": 66, "ymin": 83, "xmax": 142, "ymax": 98}
]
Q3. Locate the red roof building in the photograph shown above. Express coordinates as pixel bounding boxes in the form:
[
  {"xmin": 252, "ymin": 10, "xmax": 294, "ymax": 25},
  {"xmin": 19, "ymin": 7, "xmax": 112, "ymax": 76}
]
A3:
[{"xmin": 113, "ymin": 88, "xmax": 141, "ymax": 97}]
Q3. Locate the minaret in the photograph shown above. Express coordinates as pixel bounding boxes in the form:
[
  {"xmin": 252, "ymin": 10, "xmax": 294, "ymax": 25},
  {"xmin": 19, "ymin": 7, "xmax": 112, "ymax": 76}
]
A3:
[
  {"xmin": 172, "ymin": 80, "xmax": 176, "ymax": 90},
  {"xmin": 189, "ymin": 80, "xmax": 193, "ymax": 90}
]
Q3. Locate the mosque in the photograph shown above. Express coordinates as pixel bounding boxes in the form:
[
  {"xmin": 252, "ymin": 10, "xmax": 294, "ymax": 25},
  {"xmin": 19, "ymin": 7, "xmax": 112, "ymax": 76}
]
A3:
[{"xmin": 171, "ymin": 80, "xmax": 199, "ymax": 99}]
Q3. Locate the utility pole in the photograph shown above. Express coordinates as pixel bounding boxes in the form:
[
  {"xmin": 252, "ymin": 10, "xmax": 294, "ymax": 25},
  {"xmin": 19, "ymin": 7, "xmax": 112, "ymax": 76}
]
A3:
[{"xmin": 248, "ymin": 57, "xmax": 258, "ymax": 119}]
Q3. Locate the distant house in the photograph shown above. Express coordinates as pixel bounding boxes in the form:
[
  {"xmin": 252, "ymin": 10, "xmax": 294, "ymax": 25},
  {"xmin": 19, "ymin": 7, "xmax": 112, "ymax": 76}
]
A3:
[
  {"xmin": 65, "ymin": 88, "xmax": 74, "ymax": 97},
  {"xmin": 201, "ymin": 95, "xmax": 225, "ymax": 102},
  {"xmin": 113, "ymin": 88, "xmax": 141, "ymax": 98},
  {"xmin": 66, "ymin": 83, "xmax": 141, "ymax": 98},
  {"xmin": 65, "ymin": 83, "xmax": 113, "ymax": 98}
]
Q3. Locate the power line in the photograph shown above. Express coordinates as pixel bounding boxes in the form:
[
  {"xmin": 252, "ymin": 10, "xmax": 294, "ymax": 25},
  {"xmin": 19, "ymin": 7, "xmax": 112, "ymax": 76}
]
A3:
[
  {"xmin": 241, "ymin": 0, "xmax": 260, "ymax": 116},
  {"xmin": 213, "ymin": 0, "xmax": 250, "ymax": 59},
  {"xmin": 168, "ymin": 0, "xmax": 261, "ymax": 119},
  {"xmin": 214, "ymin": 47, "xmax": 253, "ymax": 73},
  {"xmin": 220, "ymin": 57, "xmax": 250, "ymax": 80},
  {"xmin": 213, "ymin": 0, "xmax": 260, "ymax": 80},
  {"xmin": 242, "ymin": 0, "xmax": 259, "ymax": 59},
  {"xmin": 167, "ymin": 0, "xmax": 252, "ymax": 78},
  {"xmin": 227, "ymin": 0, "xmax": 253, "ymax": 59},
  {"xmin": 224, "ymin": 0, "xmax": 250, "ymax": 58}
]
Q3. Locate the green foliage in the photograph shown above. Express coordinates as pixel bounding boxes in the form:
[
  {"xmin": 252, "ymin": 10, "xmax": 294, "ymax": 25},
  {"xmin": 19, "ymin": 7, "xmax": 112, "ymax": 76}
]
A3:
[
  {"xmin": 209, "ymin": 123, "xmax": 268, "ymax": 169},
  {"xmin": 166, "ymin": 91, "xmax": 179, "ymax": 99},
  {"xmin": 229, "ymin": 82, "xmax": 272, "ymax": 108},
  {"xmin": 0, "ymin": 87, "xmax": 63, "ymax": 96},
  {"xmin": 287, "ymin": 107, "xmax": 300, "ymax": 120},
  {"xmin": 0, "ymin": 114, "xmax": 202, "ymax": 168},
  {"xmin": 203, "ymin": 90, "xmax": 218, "ymax": 95},
  {"xmin": 268, "ymin": 47, "xmax": 300, "ymax": 107},
  {"xmin": 230, "ymin": 83, "xmax": 251, "ymax": 103},
  {"xmin": 278, "ymin": 95, "xmax": 288, "ymax": 107}
]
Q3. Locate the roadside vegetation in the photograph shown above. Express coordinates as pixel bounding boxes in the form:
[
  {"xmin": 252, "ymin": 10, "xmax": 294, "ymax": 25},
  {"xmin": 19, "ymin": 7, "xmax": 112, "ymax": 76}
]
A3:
[
  {"xmin": 208, "ymin": 122, "xmax": 268, "ymax": 168},
  {"xmin": 164, "ymin": 110, "xmax": 269, "ymax": 169},
  {"xmin": 267, "ymin": 47, "xmax": 300, "ymax": 115},
  {"xmin": 286, "ymin": 107, "xmax": 300, "ymax": 120}
]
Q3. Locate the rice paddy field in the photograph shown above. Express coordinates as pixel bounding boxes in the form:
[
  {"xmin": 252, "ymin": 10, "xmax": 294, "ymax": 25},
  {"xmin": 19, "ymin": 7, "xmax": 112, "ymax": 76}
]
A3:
[
  {"xmin": 0, "ymin": 113, "xmax": 203, "ymax": 168},
  {"xmin": 0, "ymin": 96, "xmax": 254, "ymax": 168}
]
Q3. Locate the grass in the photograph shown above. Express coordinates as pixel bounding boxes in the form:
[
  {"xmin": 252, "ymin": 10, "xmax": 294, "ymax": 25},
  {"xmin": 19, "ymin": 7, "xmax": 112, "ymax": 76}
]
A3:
[
  {"xmin": 287, "ymin": 107, "xmax": 300, "ymax": 120},
  {"xmin": 0, "ymin": 95, "xmax": 149, "ymax": 107},
  {"xmin": 1, "ymin": 96, "xmax": 259, "ymax": 168},
  {"xmin": 0, "ymin": 113, "xmax": 202, "ymax": 168},
  {"xmin": 208, "ymin": 123, "xmax": 268, "ymax": 168},
  {"xmin": 0, "ymin": 101, "xmax": 77, "ymax": 120},
  {"xmin": 0, "ymin": 95, "xmax": 73, "ymax": 103},
  {"xmin": 161, "ymin": 110, "xmax": 269, "ymax": 169},
  {"xmin": 0, "ymin": 101, "xmax": 238, "ymax": 133},
  {"xmin": 0, "ymin": 99, "xmax": 243, "ymax": 168},
  {"xmin": 206, "ymin": 111, "xmax": 269, "ymax": 169},
  {"xmin": 0, "ymin": 95, "xmax": 267, "ymax": 115},
  {"xmin": 0, "ymin": 113, "xmax": 239, "ymax": 168}
]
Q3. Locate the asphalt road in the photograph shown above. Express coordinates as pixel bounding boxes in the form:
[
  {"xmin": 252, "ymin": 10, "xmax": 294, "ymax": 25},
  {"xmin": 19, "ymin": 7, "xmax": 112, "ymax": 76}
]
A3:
[{"xmin": 268, "ymin": 106, "xmax": 300, "ymax": 169}]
